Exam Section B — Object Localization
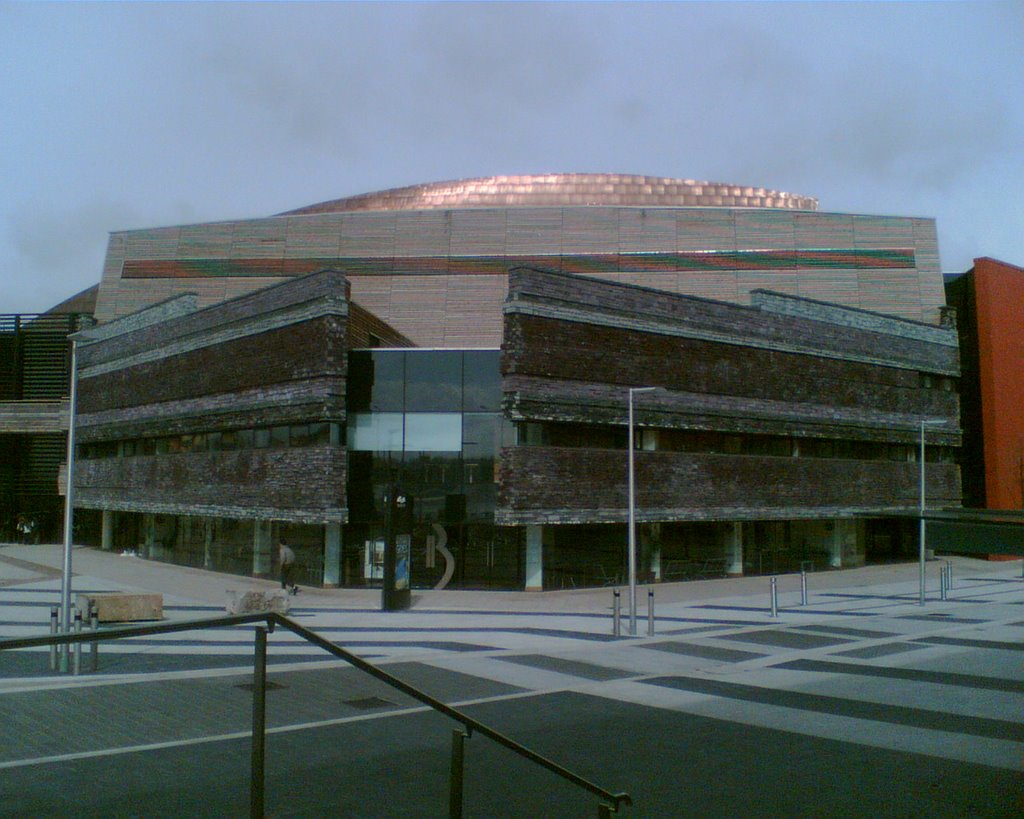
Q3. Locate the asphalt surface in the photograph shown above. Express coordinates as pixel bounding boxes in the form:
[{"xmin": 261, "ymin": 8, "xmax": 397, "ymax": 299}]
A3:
[{"xmin": 0, "ymin": 543, "xmax": 1021, "ymax": 817}]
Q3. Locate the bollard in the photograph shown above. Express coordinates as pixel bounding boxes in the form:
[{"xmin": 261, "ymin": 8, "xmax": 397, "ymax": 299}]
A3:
[
  {"xmin": 800, "ymin": 570, "xmax": 808, "ymax": 607},
  {"xmin": 72, "ymin": 607, "xmax": 83, "ymax": 676},
  {"xmin": 647, "ymin": 589, "xmax": 655, "ymax": 637},
  {"xmin": 770, "ymin": 577, "xmax": 779, "ymax": 618},
  {"xmin": 90, "ymin": 605, "xmax": 99, "ymax": 672},
  {"xmin": 946, "ymin": 561, "xmax": 953, "ymax": 591},
  {"xmin": 49, "ymin": 606, "xmax": 59, "ymax": 672},
  {"xmin": 612, "ymin": 590, "xmax": 621, "ymax": 637},
  {"xmin": 940, "ymin": 565, "xmax": 947, "ymax": 601}
]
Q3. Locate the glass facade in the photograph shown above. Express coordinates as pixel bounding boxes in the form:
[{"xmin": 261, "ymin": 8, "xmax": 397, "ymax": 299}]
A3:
[{"xmin": 344, "ymin": 349, "xmax": 520, "ymax": 589}]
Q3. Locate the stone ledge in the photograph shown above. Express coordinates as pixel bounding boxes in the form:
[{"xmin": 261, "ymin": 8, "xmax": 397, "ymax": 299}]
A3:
[
  {"xmin": 77, "ymin": 593, "xmax": 163, "ymax": 623},
  {"xmin": 226, "ymin": 589, "xmax": 290, "ymax": 615}
]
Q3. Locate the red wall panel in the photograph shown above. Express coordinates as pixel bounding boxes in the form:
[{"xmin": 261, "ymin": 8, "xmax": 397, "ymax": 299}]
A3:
[{"xmin": 974, "ymin": 258, "xmax": 1024, "ymax": 509}]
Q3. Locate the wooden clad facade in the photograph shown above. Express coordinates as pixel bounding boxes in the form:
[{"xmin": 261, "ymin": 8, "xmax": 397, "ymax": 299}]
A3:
[{"xmin": 94, "ymin": 206, "xmax": 947, "ymax": 349}]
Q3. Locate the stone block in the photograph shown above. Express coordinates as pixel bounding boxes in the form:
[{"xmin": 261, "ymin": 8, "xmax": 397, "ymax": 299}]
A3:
[
  {"xmin": 225, "ymin": 589, "xmax": 290, "ymax": 615},
  {"xmin": 77, "ymin": 593, "xmax": 163, "ymax": 623}
]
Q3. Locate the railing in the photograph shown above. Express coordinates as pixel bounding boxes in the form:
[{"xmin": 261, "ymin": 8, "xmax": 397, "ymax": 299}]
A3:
[{"xmin": 0, "ymin": 612, "xmax": 632, "ymax": 817}]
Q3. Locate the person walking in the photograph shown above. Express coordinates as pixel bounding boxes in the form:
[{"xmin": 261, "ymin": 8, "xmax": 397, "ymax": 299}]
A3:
[{"xmin": 278, "ymin": 541, "xmax": 298, "ymax": 594}]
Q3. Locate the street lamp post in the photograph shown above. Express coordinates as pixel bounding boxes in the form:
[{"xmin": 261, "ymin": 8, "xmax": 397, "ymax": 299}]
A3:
[
  {"xmin": 919, "ymin": 419, "xmax": 945, "ymax": 606},
  {"xmin": 59, "ymin": 338, "xmax": 80, "ymax": 670},
  {"xmin": 628, "ymin": 387, "xmax": 657, "ymax": 635}
]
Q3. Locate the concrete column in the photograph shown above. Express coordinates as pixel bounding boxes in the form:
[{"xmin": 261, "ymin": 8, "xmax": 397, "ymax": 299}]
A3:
[
  {"xmin": 525, "ymin": 525, "xmax": 543, "ymax": 591},
  {"xmin": 203, "ymin": 518, "xmax": 214, "ymax": 569},
  {"xmin": 724, "ymin": 522, "xmax": 744, "ymax": 576},
  {"xmin": 646, "ymin": 527, "xmax": 662, "ymax": 582},
  {"xmin": 324, "ymin": 523, "xmax": 342, "ymax": 587},
  {"xmin": 828, "ymin": 520, "xmax": 843, "ymax": 568},
  {"xmin": 141, "ymin": 514, "xmax": 156, "ymax": 559},
  {"xmin": 101, "ymin": 510, "xmax": 114, "ymax": 552},
  {"xmin": 253, "ymin": 520, "xmax": 273, "ymax": 577}
]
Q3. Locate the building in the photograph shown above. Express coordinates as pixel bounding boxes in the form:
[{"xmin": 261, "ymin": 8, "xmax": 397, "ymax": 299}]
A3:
[
  {"xmin": 0, "ymin": 287, "xmax": 96, "ymax": 542},
  {"xmin": 945, "ymin": 258, "xmax": 1024, "ymax": 526},
  {"xmin": 11, "ymin": 174, "xmax": 966, "ymax": 589}
]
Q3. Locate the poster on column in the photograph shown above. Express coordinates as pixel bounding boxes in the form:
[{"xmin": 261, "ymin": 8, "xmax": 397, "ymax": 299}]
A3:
[{"xmin": 395, "ymin": 534, "xmax": 410, "ymax": 591}]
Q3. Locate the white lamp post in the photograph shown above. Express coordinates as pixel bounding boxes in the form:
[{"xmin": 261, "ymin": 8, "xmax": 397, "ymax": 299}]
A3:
[
  {"xmin": 628, "ymin": 387, "xmax": 657, "ymax": 635},
  {"xmin": 919, "ymin": 419, "xmax": 945, "ymax": 606}
]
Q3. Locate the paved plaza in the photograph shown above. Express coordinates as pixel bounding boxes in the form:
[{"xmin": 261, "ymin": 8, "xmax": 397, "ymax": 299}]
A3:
[{"xmin": 0, "ymin": 544, "xmax": 1021, "ymax": 816}]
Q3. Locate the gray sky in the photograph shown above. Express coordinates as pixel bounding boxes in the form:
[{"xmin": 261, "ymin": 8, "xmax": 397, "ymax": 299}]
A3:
[{"xmin": 2, "ymin": 1, "xmax": 1021, "ymax": 314}]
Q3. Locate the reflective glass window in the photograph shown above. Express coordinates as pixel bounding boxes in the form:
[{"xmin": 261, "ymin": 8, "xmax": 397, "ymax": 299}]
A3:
[
  {"xmin": 269, "ymin": 426, "xmax": 289, "ymax": 448},
  {"xmin": 348, "ymin": 413, "xmax": 404, "ymax": 451},
  {"xmin": 366, "ymin": 351, "xmax": 405, "ymax": 411},
  {"xmin": 463, "ymin": 414, "xmax": 499, "ymax": 458},
  {"xmin": 404, "ymin": 413, "xmax": 462, "ymax": 452},
  {"xmin": 405, "ymin": 351, "xmax": 462, "ymax": 411},
  {"xmin": 463, "ymin": 351, "xmax": 501, "ymax": 411}
]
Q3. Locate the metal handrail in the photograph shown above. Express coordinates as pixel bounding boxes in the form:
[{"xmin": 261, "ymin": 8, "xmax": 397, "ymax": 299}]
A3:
[{"xmin": 0, "ymin": 611, "xmax": 632, "ymax": 816}]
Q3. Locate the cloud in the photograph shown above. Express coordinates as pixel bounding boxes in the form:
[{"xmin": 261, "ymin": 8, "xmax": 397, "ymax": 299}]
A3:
[{"xmin": 3, "ymin": 199, "xmax": 140, "ymax": 308}]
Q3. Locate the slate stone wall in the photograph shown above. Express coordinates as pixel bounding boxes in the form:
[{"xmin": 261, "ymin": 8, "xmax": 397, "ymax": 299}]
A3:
[
  {"xmin": 498, "ymin": 267, "xmax": 962, "ymax": 525},
  {"xmin": 73, "ymin": 270, "xmax": 353, "ymax": 522},
  {"xmin": 497, "ymin": 447, "xmax": 960, "ymax": 525},
  {"xmin": 75, "ymin": 447, "xmax": 346, "ymax": 524}
]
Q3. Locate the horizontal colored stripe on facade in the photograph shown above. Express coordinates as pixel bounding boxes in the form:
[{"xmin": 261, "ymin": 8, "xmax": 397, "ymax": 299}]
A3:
[{"xmin": 121, "ymin": 249, "xmax": 917, "ymax": 279}]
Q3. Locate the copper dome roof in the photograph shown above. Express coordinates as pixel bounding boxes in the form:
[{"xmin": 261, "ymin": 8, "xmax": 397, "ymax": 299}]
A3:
[{"xmin": 280, "ymin": 174, "xmax": 818, "ymax": 215}]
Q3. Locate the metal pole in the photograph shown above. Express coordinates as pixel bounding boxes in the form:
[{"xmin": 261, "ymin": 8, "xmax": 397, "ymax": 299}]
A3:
[
  {"xmin": 49, "ymin": 606, "xmax": 58, "ymax": 672},
  {"xmin": 60, "ymin": 339, "xmax": 79, "ymax": 664},
  {"xmin": 917, "ymin": 419, "xmax": 944, "ymax": 605},
  {"xmin": 72, "ymin": 607, "xmax": 82, "ymax": 676},
  {"xmin": 251, "ymin": 626, "xmax": 268, "ymax": 819},
  {"xmin": 90, "ymin": 605, "xmax": 99, "ymax": 672},
  {"xmin": 449, "ymin": 728, "xmax": 468, "ymax": 819},
  {"xmin": 647, "ymin": 589, "xmax": 654, "ymax": 637},
  {"xmin": 919, "ymin": 420, "xmax": 926, "ymax": 606},
  {"xmin": 627, "ymin": 387, "xmax": 656, "ymax": 638},
  {"xmin": 612, "ymin": 590, "xmax": 621, "ymax": 637},
  {"xmin": 946, "ymin": 561, "xmax": 953, "ymax": 591},
  {"xmin": 770, "ymin": 577, "xmax": 778, "ymax": 617},
  {"xmin": 800, "ymin": 570, "xmax": 808, "ymax": 606},
  {"xmin": 627, "ymin": 392, "xmax": 637, "ymax": 636}
]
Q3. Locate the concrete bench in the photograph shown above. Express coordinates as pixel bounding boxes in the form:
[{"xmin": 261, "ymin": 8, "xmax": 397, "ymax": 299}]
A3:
[{"xmin": 76, "ymin": 593, "xmax": 163, "ymax": 623}]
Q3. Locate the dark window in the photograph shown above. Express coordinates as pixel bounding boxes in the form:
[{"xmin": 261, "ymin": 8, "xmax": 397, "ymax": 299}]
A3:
[
  {"xmin": 254, "ymin": 428, "xmax": 271, "ymax": 448},
  {"xmin": 269, "ymin": 426, "xmax": 289, "ymax": 448},
  {"xmin": 463, "ymin": 351, "xmax": 502, "ymax": 412},
  {"xmin": 801, "ymin": 439, "xmax": 834, "ymax": 458},
  {"xmin": 367, "ymin": 351, "xmax": 406, "ymax": 411},
  {"xmin": 309, "ymin": 422, "xmax": 331, "ymax": 445},
  {"xmin": 405, "ymin": 351, "xmax": 461, "ymax": 411}
]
